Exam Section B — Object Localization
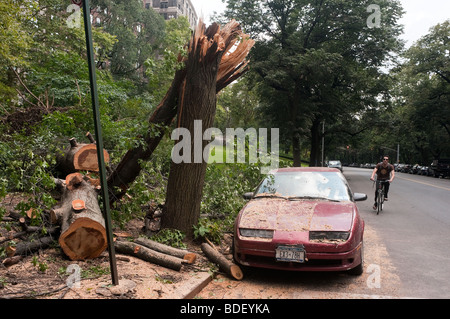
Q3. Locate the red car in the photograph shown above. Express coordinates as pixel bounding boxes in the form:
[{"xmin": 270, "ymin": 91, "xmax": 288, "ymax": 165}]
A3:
[{"xmin": 233, "ymin": 167, "xmax": 367, "ymax": 275}]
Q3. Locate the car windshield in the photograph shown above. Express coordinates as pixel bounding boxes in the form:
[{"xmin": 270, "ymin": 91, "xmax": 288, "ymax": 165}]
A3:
[{"xmin": 254, "ymin": 171, "xmax": 352, "ymax": 201}]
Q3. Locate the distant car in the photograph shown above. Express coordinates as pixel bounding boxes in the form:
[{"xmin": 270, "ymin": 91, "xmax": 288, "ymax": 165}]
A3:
[
  {"xmin": 419, "ymin": 166, "xmax": 432, "ymax": 176},
  {"xmin": 234, "ymin": 167, "xmax": 367, "ymax": 276},
  {"xmin": 327, "ymin": 160, "xmax": 343, "ymax": 172},
  {"xmin": 410, "ymin": 164, "xmax": 421, "ymax": 174},
  {"xmin": 431, "ymin": 159, "xmax": 450, "ymax": 178}
]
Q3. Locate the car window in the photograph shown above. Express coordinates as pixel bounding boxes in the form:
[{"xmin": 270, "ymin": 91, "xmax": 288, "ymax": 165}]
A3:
[{"xmin": 255, "ymin": 171, "xmax": 351, "ymax": 201}]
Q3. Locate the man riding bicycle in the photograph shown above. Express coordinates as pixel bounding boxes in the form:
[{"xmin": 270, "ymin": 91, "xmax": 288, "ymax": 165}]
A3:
[{"xmin": 370, "ymin": 155, "xmax": 395, "ymax": 210}]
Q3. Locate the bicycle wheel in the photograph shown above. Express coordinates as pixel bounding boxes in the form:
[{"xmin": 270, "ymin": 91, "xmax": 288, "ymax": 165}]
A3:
[
  {"xmin": 380, "ymin": 191, "xmax": 384, "ymax": 212},
  {"xmin": 377, "ymin": 189, "xmax": 382, "ymax": 215}
]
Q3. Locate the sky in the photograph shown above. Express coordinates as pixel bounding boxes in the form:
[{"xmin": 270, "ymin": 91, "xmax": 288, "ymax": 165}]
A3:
[{"xmin": 190, "ymin": 0, "xmax": 450, "ymax": 48}]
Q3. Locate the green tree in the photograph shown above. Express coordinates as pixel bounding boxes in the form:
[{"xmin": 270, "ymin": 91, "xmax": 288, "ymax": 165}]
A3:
[
  {"xmin": 91, "ymin": 0, "xmax": 165, "ymax": 89},
  {"xmin": 222, "ymin": 0, "xmax": 404, "ymax": 166},
  {"xmin": 394, "ymin": 20, "xmax": 450, "ymax": 161},
  {"xmin": 145, "ymin": 16, "xmax": 191, "ymax": 101}
]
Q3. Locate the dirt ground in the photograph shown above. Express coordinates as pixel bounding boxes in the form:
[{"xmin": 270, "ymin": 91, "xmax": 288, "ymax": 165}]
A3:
[
  {"xmin": 1, "ymin": 193, "xmax": 402, "ymax": 300},
  {"xmin": 0, "ymin": 219, "xmax": 217, "ymax": 300},
  {"xmin": 0, "ymin": 193, "xmax": 218, "ymax": 299}
]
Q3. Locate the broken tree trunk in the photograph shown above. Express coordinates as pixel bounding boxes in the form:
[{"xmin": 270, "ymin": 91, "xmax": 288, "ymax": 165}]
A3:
[
  {"xmin": 107, "ymin": 19, "xmax": 254, "ymax": 204},
  {"xmin": 114, "ymin": 240, "xmax": 185, "ymax": 271},
  {"xmin": 57, "ymin": 134, "xmax": 109, "ymax": 175},
  {"xmin": 51, "ymin": 173, "xmax": 107, "ymax": 260},
  {"xmin": 201, "ymin": 242, "xmax": 243, "ymax": 281},
  {"xmin": 134, "ymin": 237, "xmax": 196, "ymax": 264},
  {"xmin": 162, "ymin": 20, "xmax": 255, "ymax": 237}
]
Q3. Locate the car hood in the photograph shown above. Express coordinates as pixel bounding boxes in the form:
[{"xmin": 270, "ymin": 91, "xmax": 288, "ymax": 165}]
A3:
[{"xmin": 238, "ymin": 198, "xmax": 355, "ymax": 232}]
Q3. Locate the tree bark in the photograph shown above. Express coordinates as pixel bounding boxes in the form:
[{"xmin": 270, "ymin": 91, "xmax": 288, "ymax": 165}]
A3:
[
  {"xmin": 134, "ymin": 237, "xmax": 196, "ymax": 264},
  {"xmin": 309, "ymin": 117, "xmax": 322, "ymax": 167},
  {"xmin": 114, "ymin": 240, "xmax": 185, "ymax": 271},
  {"xmin": 201, "ymin": 243, "xmax": 243, "ymax": 280}
]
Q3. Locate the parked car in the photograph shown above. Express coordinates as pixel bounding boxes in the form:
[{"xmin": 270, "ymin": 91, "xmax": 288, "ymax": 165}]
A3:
[
  {"xmin": 431, "ymin": 159, "xmax": 450, "ymax": 178},
  {"xmin": 234, "ymin": 167, "xmax": 366, "ymax": 275},
  {"xmin": 410, "ymin": 164, "xmax": 421, "ymax": 174},
  {"xmin": 327, "ymin": 160, "xmax": 343, "ymax": 172},
  {"xmin": 419, "ymin": 166, "xmax": 432, "ymax": 176},
  {"xmin": 401, "ymin": 164, "xmax": 412, "ymax": 173}
]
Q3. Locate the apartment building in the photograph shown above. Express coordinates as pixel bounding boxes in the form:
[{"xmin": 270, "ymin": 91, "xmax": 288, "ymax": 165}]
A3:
[{"xmin": 143, "ymin": 0, "xmax": 198, "ymax": 29}]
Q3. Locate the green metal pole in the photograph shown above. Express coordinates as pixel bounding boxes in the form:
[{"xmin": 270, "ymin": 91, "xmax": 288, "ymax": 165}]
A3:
[{"xmin": 81, "ymin": 0, "xmax": 119, "ymax": 285}]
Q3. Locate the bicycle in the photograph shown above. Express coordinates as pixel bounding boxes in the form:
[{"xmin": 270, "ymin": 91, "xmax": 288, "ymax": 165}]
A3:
[{"xmin": 372, "ymin": 179, "xmax": 389, "ymax": 215}]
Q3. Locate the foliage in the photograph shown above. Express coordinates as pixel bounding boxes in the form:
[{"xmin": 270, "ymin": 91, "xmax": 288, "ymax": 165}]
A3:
[
  {"xmin": 145, "ymin": 16, "xmax": 191, "ymax": 101},
  {"xmin": 221, "ymin": 0, "xmax": 405, "ymax": 165},
  {"xmin": 150, "ymin": 228, "xmax": 187, "ymax": 249}
]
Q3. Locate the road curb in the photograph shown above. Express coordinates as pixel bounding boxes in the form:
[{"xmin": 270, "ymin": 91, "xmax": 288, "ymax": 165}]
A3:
[{"xmin": 170, "ymin": 271, "xmax": 213, "ymax": 299}]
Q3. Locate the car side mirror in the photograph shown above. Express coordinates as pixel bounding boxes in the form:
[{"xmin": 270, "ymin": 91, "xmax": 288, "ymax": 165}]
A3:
[
  {"xmin": 243, "ymin": 192, "xmax": 254, "ymax": 200},
  {"xmin": 353, "ymin": 193, "xmax": 367, "ymax": 201}
]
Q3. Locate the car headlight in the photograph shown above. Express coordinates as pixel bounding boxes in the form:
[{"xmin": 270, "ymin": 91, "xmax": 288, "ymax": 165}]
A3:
[
  {"xmin": 239, "ymin": 228, "xmax": 274, "ymax": 239},
  {"xmin": 309, "ymin": 231, "xmax": 350, "ymax": 242}
]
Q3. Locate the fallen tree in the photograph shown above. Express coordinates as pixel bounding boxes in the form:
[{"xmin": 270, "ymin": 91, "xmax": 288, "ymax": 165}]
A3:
[
  {"xmin": 107, "ymin": 19, "xmax": 254, "ymax": 206},
  {"xmin": 0, "ymin": 19, "xmax": 254, "ymax": 264}
]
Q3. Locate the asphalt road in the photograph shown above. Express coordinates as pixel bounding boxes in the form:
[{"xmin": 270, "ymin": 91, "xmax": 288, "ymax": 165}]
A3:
[
  {"xmin": 344, "ymin": 167, "xmax": 450, "ymax": 299},
  {"xmin": 197, "ymin": 167, "xmax": 450, "ymax": 300}
]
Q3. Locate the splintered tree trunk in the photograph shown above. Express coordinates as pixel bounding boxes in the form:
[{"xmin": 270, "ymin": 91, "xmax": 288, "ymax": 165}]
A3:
[
  {"xmin": 162, "ymin": 21, "xmax": 254, "ymax": 237},
  {"xmin": 51, "ymin": 173, "xmax": 107, "ymax": 260},
  {"xmin": 161, "ymin": 23, "xmax": 223, "ymax": 237},
  {"xmin": 106, "ymin": 20, "xmax": 253, "ymax": 205}
]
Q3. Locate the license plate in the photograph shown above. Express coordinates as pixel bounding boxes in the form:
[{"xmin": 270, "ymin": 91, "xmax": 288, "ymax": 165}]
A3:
[{"xmin": 275, "ymin": 245, "xmax": 305, "ymax": 263}]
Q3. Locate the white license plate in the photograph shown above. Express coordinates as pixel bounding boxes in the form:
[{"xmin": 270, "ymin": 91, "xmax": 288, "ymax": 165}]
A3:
[{"xmin": 275, "ymin": 246, "xmax": 305, "ymax": 263}]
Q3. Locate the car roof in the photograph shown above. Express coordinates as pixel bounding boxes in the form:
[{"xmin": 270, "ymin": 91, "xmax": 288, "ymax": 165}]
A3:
[{"xmin": 270, "ymin": 167, "xmax": 340, "ymax": 173}]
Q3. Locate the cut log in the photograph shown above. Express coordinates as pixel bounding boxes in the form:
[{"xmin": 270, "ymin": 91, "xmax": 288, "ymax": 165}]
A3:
[
  {"xmin": 13, "ymin": 236, "xmax": 55, "ymax": 257},
  {"xmin": 134, "ymin": 237, "xmax": 197, "ymax": 264},
  {"xmin": 114, "ymin": 240, "xmax": 184, "ymax": 271},
  {"xmin": 57, "ymin": 137, "xmax": 109, "ymax": 175},
  {"xmin": 201, "ymin": 243, "xmax": 243, "ymax": 280},
  {"xmin": 52, "ymin": 176, "xmax": 107, "ymax": 260}
]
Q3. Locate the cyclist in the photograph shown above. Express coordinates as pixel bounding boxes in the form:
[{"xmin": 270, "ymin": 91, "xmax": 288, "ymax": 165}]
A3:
[{"xmin": 370, "ymin": 155, "xmax": 395, "ymax": 210}]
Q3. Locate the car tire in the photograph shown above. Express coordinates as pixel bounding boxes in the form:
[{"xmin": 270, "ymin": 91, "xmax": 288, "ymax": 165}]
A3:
[{"xmin": 348, "ymin": 242, "xmax": 364, "ymax": 276}]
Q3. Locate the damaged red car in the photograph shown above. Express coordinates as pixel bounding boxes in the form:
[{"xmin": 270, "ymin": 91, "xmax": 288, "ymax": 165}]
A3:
[{"xmin": 233, "ymin": 167, "xmax": 367, "ymax": 275}]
